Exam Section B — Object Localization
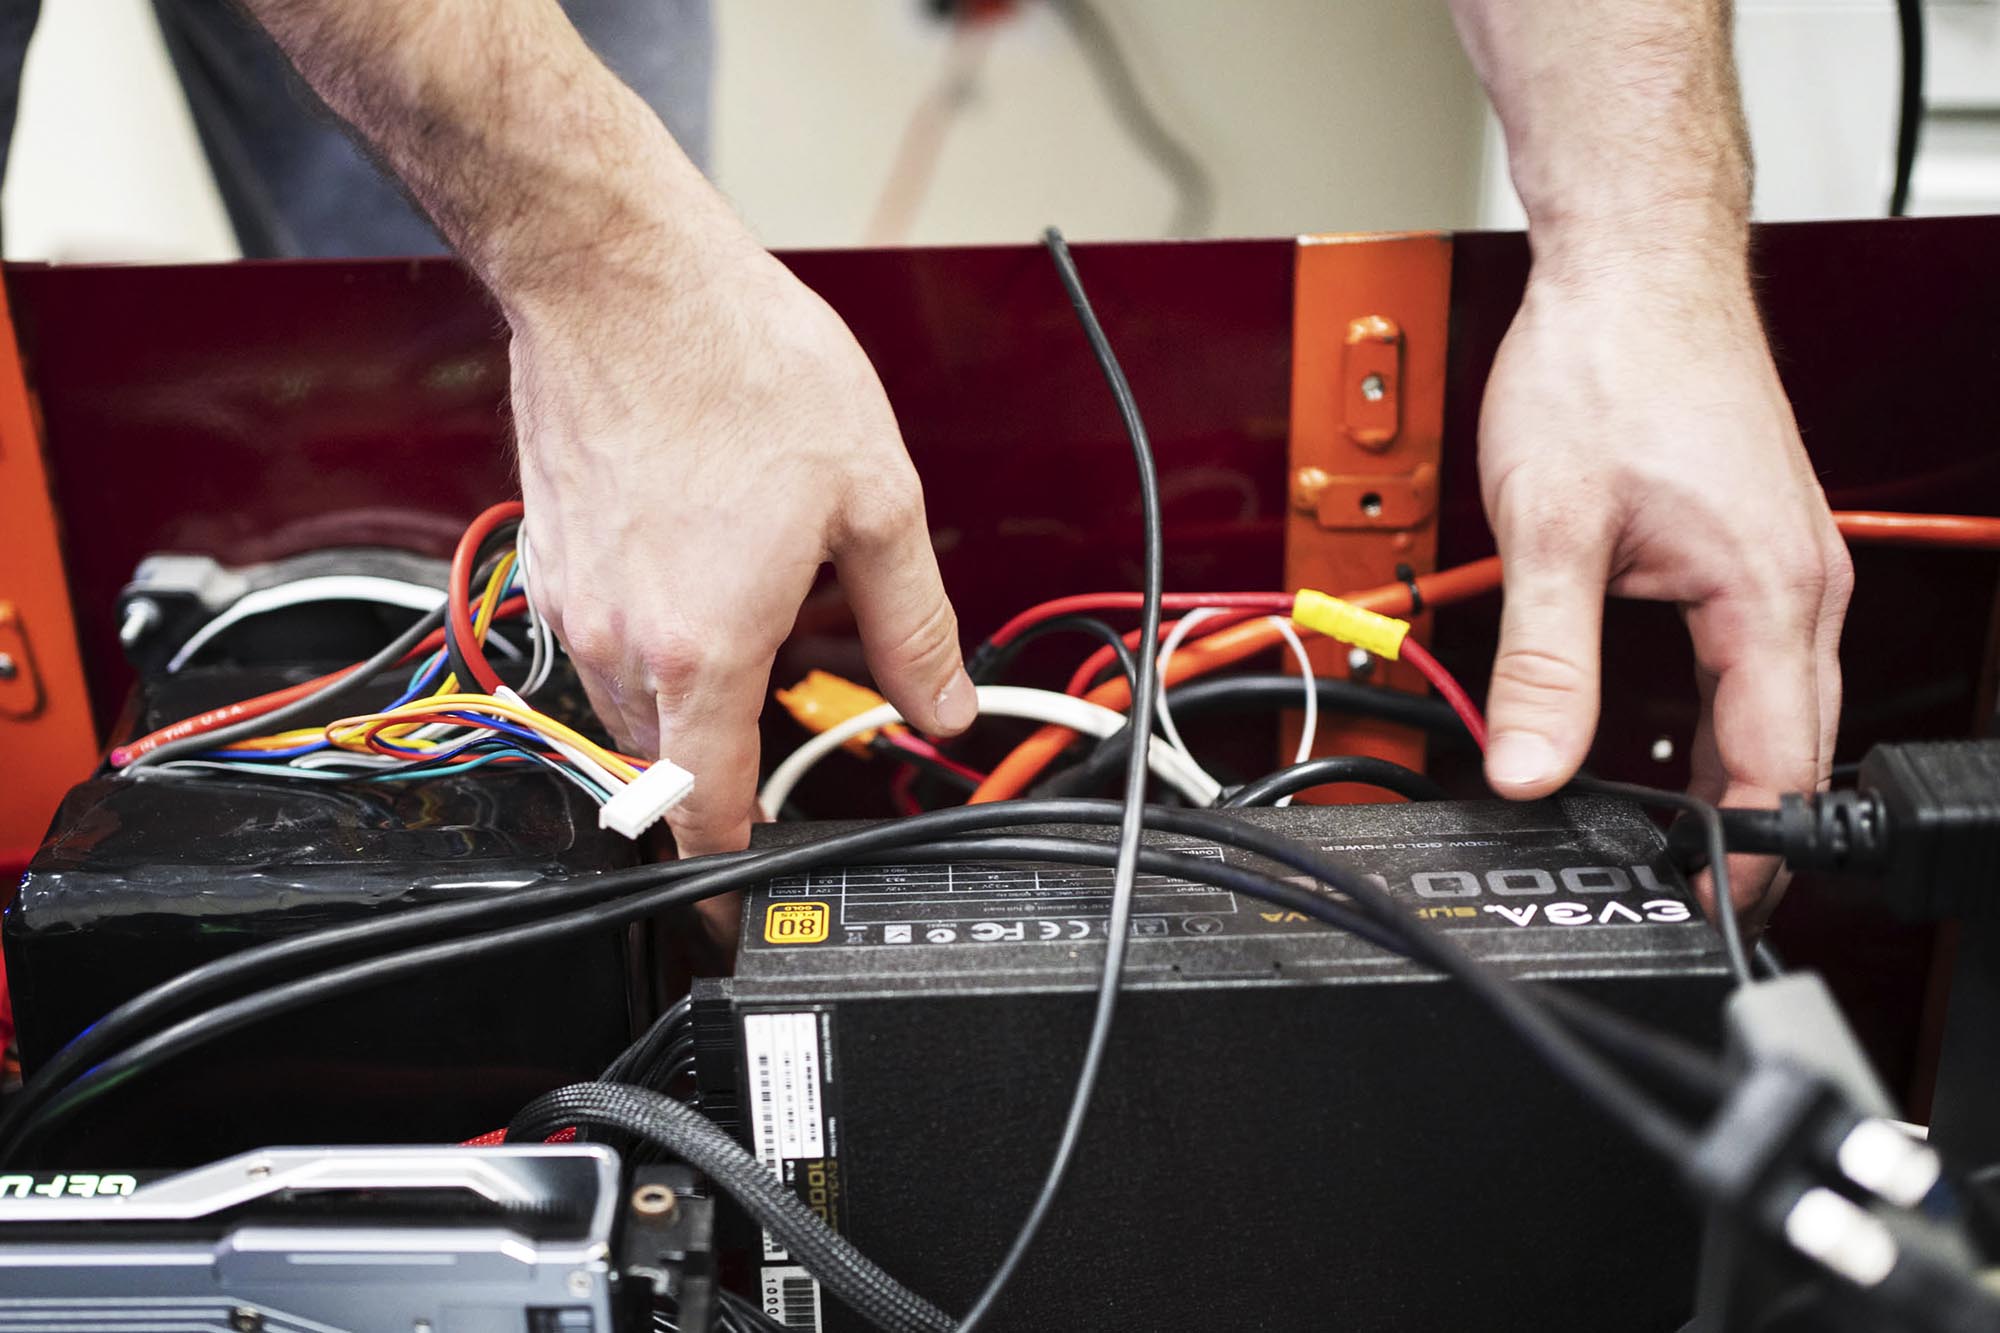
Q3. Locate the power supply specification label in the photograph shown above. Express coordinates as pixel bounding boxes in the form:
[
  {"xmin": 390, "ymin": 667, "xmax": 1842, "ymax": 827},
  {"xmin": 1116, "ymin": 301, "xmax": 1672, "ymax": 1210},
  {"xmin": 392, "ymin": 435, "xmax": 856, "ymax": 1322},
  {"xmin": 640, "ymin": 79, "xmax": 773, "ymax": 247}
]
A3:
[
  {"xmin": 745, "ymin": 826, "xmax": 1694, "ymax": 950},
  {"xmin": 744, "ymin": 1009, "xmax": 843, "ymax": 1331}
]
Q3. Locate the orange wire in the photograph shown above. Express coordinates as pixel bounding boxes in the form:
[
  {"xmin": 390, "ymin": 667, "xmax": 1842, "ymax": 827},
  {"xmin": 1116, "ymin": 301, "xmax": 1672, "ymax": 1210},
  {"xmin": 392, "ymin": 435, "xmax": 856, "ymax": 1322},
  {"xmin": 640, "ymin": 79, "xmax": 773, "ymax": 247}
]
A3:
[
  {"xmin": 967, "ymin": 507, "xmax": 2000, "ymax": 805},
  {"xmin": 1834, "ymin": 511, "xmax": 2000, "ymax": 548}
]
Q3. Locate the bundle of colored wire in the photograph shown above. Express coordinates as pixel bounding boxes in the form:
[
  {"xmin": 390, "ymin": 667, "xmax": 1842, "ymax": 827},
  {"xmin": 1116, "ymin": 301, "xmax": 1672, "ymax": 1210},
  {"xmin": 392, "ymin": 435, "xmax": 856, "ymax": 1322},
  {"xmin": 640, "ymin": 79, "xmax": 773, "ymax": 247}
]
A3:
[{"xmin": 122, "ymin": 502, "xmax": 695, "ymax": 841}]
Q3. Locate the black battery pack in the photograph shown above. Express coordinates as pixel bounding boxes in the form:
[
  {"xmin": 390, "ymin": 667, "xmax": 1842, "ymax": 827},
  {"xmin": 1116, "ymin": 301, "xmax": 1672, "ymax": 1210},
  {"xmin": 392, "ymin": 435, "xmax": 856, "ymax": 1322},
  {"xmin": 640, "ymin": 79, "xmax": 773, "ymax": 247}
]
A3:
[
  {"xmin": 694, "ymin": 796, "xmax": 1729, "ymax": 1332},
  {"xmin": 2, "ymin": 661, "xmax": 641, "ymax": 1167}
]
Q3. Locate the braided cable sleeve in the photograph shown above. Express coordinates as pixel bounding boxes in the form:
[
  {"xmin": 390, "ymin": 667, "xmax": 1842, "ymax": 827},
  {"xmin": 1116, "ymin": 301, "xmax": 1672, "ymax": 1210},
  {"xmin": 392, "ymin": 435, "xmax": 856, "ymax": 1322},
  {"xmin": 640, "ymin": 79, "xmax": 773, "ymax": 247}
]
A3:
[{"xmin": 508, "ymin": 1082, "xmax": 956, "ymax": 1333}]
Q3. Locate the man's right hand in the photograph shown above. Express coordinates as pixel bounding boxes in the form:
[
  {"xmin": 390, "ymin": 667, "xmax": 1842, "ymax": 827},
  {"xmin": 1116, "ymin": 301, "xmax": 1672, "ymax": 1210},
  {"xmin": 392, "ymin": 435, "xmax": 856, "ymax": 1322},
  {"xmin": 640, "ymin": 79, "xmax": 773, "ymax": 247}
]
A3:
[{"xmin": 508, "ymin": 224, "xmax": 977, "ymax": 864}]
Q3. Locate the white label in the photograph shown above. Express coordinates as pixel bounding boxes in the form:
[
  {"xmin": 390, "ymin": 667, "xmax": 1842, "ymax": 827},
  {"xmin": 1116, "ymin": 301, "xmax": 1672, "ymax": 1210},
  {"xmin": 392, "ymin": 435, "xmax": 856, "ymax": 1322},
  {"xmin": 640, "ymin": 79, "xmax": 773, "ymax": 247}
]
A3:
[
  {"xmin": 744, "ymin": 1011, "xmax": 826, "ymax": 1263},
  {"xmin": 762, "ymin": 1264, "xmax": 824, "ymax": 1330}
]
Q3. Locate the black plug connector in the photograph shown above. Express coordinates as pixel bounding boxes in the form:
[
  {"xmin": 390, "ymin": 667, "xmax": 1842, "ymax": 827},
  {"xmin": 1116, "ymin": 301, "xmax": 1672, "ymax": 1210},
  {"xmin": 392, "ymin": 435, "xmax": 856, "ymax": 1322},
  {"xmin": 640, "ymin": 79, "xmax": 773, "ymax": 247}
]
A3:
[{"xmin": 1674, "ymin": 740, "xmax": 2000, "ymax": 919}]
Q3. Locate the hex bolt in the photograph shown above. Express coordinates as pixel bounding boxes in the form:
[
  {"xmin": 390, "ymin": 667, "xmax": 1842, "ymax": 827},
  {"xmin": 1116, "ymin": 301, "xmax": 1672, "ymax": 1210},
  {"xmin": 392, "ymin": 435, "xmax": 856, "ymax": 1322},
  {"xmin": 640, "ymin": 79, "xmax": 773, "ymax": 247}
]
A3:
[
  {"xmin": 1360, "ymin": 372, "xmax": 1387, "ymax": 402},
  {"xmin": 1347, "ymin": 647, "xmax": 1375, "ymax": 679},
  {"xmin": 632, "ymin": 1183, "xmax": 678, "ymax": 1217},
  {"xmin": 230, "ymin": 1308, "xmax": 263, "ymax": 1333},
  {"xmin": 1289, "ymin": 466, "xmax": 1331, "ymax": 513},
  {"xmin": 0, "ymin": 653, "xmax": 15, "ymax": 681}
]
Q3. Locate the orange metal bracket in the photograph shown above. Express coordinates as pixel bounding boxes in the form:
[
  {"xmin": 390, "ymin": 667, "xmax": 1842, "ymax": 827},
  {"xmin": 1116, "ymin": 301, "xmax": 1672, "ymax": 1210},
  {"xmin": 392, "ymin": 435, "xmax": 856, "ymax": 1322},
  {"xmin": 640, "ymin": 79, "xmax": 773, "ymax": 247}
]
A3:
[
  {"xmin": 0, "ymin": 273, "xmax": 97, "ymax": 867},
  {"xmin": 1284, "ymin": 233, "xmax": 1452, "ymax": 787}
]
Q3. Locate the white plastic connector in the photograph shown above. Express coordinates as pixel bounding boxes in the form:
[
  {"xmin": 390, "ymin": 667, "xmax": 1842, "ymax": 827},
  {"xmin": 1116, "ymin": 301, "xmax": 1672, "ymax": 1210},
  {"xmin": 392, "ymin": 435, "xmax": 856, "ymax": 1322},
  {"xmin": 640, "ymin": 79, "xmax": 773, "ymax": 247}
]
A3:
[{"xmin": 598, "ymin": 758, "xmax": 695, "ymax": 839}]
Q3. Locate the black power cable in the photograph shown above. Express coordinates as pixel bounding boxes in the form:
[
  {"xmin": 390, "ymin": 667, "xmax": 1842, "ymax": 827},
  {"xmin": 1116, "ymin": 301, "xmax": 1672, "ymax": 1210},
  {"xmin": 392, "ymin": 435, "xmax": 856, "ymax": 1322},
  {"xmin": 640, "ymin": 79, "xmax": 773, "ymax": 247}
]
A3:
[
  {"xmin": 1035, "ymin": 673, "xmax": 1464, "ymax": 799},
  {"xmin": 1568, "ymin": 776, "xmax": 1750, "ymax": 989},
  {"xmin": 948, "ymin": 226, "xmax": 1169, "ymax": 1332},
  {"xmin": 1167, "ymin": 673, "xmax": 1463, "ymax": 736},
  {"xmin": 1221, "ymin": 755, "xmax": 1448, "ymax": 807},
  {"xmin": 1892, "ymin": 0, "xmax": 1926, "ymax": 217}
]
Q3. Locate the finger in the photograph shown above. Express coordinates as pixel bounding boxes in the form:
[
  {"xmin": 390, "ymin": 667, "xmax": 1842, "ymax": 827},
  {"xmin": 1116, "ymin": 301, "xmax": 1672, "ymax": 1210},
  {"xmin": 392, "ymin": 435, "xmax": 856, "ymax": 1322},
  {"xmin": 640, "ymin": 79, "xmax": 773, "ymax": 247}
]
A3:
[
  {"xmin": 834, "ymin": 475, "xmax": 976, "ymax": 738},
  {"xmin": 1813, "ymin": 532, "xmax": 1854, "ymax": 787},
  {"xmin": 1483, "ymin": 506, "xmax": 1611, "ymax": 799},
  {"xmin": 1684, "ymin": 586, "xmax": 1822, "ymax": 925},
  {"xmin": 1686, "ymin": 664, "xmax": 1787, "ymax": 926},
  {"xmin": 653, "ymin": 657, "xmax": 768, "ymax": 861}
]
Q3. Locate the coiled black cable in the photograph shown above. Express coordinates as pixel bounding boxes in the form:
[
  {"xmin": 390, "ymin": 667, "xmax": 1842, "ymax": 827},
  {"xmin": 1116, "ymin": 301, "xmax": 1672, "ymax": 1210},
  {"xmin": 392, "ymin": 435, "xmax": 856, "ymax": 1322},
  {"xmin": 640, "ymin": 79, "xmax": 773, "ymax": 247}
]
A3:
[{"xmin": 511, "ymin": 1083, "xmax": 956, "ymax": 1333}]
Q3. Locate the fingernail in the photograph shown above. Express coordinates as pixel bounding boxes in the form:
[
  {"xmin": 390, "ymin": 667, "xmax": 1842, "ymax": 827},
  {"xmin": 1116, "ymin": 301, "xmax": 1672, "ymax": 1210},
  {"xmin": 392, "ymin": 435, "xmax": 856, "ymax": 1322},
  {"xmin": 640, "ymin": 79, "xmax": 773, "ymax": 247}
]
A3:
[
  {"xmin": 933, "ymin": 667, "xmax": 978, "ymax": 734},
  {"xmin": 1486, "ymin": 732, "xmax": 1557, "ymax": 791}
]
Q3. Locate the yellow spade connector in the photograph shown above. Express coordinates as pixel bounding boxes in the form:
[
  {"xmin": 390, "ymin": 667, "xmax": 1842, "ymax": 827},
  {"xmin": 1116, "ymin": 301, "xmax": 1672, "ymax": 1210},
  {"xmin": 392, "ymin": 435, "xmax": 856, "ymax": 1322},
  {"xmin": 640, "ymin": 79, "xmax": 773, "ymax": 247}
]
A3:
[
  {"xmin": 775, "ymin": 669, "xmax": 903, "ymax": 757},
  {"xmin": 1291, "ymin": 589, "xmax": 1411, "ymax": 661}
]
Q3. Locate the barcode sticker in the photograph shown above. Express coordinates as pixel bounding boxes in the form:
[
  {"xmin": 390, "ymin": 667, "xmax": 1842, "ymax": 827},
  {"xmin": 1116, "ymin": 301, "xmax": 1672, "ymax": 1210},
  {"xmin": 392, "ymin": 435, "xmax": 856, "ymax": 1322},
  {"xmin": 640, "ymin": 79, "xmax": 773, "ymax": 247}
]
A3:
[
  {"xmin": 744, "ymin": 1012, "xmax": 826, "ymax": 1262},
  {"xmin": 762, "ymin": 1265, "xmax": 823, "ymax": 1330}
]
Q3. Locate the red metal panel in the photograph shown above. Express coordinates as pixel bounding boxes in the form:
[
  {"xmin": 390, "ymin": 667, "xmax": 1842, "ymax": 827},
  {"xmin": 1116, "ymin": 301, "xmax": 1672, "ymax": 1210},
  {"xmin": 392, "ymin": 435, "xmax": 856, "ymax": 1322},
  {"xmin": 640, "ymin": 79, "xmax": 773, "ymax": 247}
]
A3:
[{"xmin": 3, "ymin": 242, "xmax": 1297, "ymax": 741}]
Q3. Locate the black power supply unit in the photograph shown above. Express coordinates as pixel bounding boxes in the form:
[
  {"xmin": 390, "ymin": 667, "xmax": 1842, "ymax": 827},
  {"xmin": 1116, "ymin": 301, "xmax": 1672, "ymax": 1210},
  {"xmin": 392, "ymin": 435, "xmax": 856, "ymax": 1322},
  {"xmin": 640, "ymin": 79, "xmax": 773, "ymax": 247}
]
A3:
[{"xmin": 693, "ymin": 796, "xmax": 1729, "ymax": 1332}]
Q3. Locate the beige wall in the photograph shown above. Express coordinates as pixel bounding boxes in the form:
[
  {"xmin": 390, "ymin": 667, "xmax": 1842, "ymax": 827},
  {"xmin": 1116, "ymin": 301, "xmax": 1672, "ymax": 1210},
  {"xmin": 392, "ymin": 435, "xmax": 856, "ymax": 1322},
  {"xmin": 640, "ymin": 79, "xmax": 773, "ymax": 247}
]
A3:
[
  {"xmin": 2, "ymin": 1, "xmax": 1489, "ymax": 261},
  {"xmin": 4, "ymin": 1, "xmax": 1938, "ymax": 263},
  {"xmin": 712, "ymin": 0, "xmax": 1488, "ymax": 248}
]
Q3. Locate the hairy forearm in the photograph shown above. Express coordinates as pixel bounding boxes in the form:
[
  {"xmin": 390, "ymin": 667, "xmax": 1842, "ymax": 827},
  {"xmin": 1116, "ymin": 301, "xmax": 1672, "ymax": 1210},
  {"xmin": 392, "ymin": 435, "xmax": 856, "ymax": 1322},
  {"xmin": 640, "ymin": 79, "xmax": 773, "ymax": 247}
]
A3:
[
  {"xmin": 1449, "ymin": 0, "xmax": 1752, "ymax": 284},
  {"xmin": 239, "ymin": 0, "xmax": 725, "ymax": 313}
]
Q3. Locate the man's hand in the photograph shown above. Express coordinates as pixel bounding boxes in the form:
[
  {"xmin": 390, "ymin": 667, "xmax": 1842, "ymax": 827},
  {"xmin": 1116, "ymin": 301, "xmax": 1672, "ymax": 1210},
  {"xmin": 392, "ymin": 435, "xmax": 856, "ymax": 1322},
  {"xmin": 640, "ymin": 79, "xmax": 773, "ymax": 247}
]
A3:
[
  {"xmin": 1477, "ymin": 261, "xmax": 1850, "ymax": 921},
  {"xmin": 1451, "ymin": 0, "xmax": 1852, "ymax": 921},
  {"xmin": 238, "ymin": 1, "xmax": 976, "ymax": 878},
  {"xmin": 512, "ymin": 238, "xmax": 976, "ymax": 860}
]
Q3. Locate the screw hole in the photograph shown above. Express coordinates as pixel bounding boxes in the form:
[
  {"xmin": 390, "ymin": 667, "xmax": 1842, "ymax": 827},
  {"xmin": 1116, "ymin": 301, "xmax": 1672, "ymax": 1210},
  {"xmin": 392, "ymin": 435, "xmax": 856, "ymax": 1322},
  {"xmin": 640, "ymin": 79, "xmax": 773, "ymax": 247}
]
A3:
[{"xmin": 1359, "ymin": 492, "xmax": 1383, "ymax": 518}]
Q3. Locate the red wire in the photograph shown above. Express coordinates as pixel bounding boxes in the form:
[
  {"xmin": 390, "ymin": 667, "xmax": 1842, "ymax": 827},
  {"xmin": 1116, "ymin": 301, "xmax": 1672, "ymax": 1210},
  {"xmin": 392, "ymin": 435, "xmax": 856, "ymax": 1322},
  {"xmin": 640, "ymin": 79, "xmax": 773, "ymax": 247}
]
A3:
[
  {"xmin": 109, "ymin": 594, "xmax": 529, "ymax": 765},
  {"xmin": 889, "ymin": 764, "xmax": 923, "ymax": 816},
  {"xmin": 449, "ymin": 500, "xmax": 525, "ymax": 695},
  {"xmin": 988, "ymin": 591, "xmax": 1295, "ymax": 649},
  {"xmin": 883, "ymin": 730, "xmax": 989, "ymax": 783},
  {"xmin": 1400, "ymin": 637, "xmax": 1486, "ymax": 751},
  {"xmin": 461, "ymin": 1126, "xmax": 573, "ymax": 1146}
]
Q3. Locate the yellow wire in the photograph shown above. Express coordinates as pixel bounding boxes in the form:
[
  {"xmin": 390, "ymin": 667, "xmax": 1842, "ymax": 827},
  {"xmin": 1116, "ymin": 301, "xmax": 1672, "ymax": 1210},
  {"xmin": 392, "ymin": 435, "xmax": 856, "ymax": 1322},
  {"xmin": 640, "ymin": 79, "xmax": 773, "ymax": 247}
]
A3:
[
  {"xmin": 324, "ymin": 692, "xmax": 642, "ymax": 782},
  {"xmin": 218, "ymin": 549, "xmax": 565, "ymax": 766}
]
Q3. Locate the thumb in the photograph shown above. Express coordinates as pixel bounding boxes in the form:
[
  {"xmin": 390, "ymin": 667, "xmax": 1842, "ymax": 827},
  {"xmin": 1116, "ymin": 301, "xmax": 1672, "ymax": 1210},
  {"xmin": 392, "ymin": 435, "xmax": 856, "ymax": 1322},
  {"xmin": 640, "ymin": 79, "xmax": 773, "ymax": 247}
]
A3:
[
  {"xmin": 1483, "ymin": 527, "xmax": 1609, "ymax": 799},
  {"xmin": 835, "ymin": 491, "xmax": 977, "ymax": 738}
]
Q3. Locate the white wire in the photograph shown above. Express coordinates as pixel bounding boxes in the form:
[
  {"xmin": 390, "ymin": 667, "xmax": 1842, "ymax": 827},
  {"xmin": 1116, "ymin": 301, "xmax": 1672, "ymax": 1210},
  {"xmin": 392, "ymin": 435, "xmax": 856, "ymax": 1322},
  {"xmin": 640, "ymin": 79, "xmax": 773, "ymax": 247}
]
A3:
[
  {"xmin": 756, "ymin": 684, "xmax": 1221, "ymax": 816},
  {"xmin": 1153, "ymin": 607, "xmax": 1223, "ymax": 789},
  {"xmin": 483, "ymin": 627, "xmax": 525, "ymax": 660},
  {"xmin": 142, "ymin": 759, "xmax": 352, "ymax": 781},
  {"xmin": 495, "ymin": 686, "xmax": 631, "ymax": 794},
  {"xmin": 1264, "ymin": 614, "xmax": 1318, "ymax": 807},
  {"xmin": 515, "ymin": 529, "xmax": 558, "ymax": 698},
  {"xmin": 165, "ymin": 576, "xmax": 448, "ymax": 673}
]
